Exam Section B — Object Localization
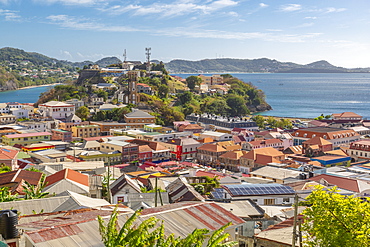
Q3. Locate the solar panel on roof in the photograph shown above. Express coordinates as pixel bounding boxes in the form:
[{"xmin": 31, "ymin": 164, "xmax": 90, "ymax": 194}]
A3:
[{"xmin": 224, "ymin": 184, "xmax": 295, "ymax": 196}]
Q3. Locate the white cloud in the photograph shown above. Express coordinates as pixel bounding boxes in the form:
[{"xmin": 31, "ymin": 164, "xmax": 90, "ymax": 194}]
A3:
[
  {"xmin": 47, "ymin": 15, "xmax": 139, "ymax": 32},
  {"xmin": 33, "ymin": 0, "xmax": 104, "ymax": 5},
  {"xmin": 295, "ymin": 22, "xmax": 314, "ymax": 28},
  {"xmin": 325, "ymin": 7, "xmax": 346, "ymax": 13},
  {"xmin": 280, "ymin": 4, "xmax": 301, "ymax": 12},
  {"xmin": 0, "ymin": 9, "xmax": 21, "ymax": 21},
  {"xmin": 305, "ymin": 16, "xmax": 317, "ymax": 19},
  {"xmin": 60, "ymin": 50, "xmax": 72, "ymax": 59},
  {"xmin": 227, "ymin": 11, "xmax": 238, "ymax": 17},
  {"xmin": 259, "ymin": 3, "xmax": 268, "ymax": 8},
  {"xmin": 100, "ymin": 0, "xmax": 238, "ymax": 18},
  {"xmin": 155, "ymin": 27, "xmax": 322, "ymax": 43}
]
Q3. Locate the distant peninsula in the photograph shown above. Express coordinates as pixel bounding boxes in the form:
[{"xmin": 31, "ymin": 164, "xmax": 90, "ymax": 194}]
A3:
[{"xmin": 165, "ymin": 58, "xmax": 370, "ymax": 73}]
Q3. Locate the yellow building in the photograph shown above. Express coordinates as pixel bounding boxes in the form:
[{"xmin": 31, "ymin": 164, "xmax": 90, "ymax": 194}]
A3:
[
  {"xmin": 71, "ymin": 125, "xmax": 101, "ymax": 138},
  {"xmin": 2, "ymin": 132, "xmax": 52, "ymax": 146}
]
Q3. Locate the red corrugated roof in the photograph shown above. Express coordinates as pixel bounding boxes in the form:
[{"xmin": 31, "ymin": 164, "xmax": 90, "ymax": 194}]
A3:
[
  {"xmin": 4, "ymin": 132, "xmax": 52, "ymax": 138},
  {"xmin": 45, "ymin": 168, "xmax": 89, "ymax": 187},
  {"xmin": 308, "ymin": 174, "xmax": 360, "ymax": 192}
]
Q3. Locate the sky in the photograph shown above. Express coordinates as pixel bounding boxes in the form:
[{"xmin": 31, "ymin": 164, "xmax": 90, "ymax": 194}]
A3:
[{"xmin": 1, "ymin": 0, "xmax": 370, "ymax": 68}]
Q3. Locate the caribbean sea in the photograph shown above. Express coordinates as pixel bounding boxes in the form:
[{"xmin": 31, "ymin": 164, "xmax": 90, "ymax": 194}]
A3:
[
  {"xmin": 0, "ymin": 84, "xmax": 56, "ymax": 104},
  {"xmin": 172, "ymin": 73, "xmax": 370, "ymax": 119}
]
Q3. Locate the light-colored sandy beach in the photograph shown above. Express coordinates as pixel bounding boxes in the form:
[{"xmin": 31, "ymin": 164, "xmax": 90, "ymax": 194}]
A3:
[{"xmin": 18, "ymin": 83, "xmax": 62, "ymax": 90}]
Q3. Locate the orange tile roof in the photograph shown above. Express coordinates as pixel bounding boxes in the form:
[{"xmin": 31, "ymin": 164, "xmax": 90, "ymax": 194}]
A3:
[
  {"xmin": 139, "ymin": 145, "xmax": 153, "ymax": 153},
  {"xmin": 198, "ymin": 143, "xmax": 226, "ymax": 152},
  {"xmin": 294, "ymin": 128, "xmax": 358, "ymax": 140},
  {"xmin": 308, "ymin": 174, "xmax": 359, "ymax": 192},
  {"xmin": 198, "ymin": 137, "xmax": 214, "ymax": 143},
  {"xmin": 45, "ymin": 168, "xmax": 89, "ymax": 187},
  {"xmin": 249, "ymin": 139, "xmax": 282, "ymax": 146},
  {"xmin": 0, "ymin": 148, "xmax": 18, "ymax": 160},
  {"xmin": 224, "ymin": 144, "xmax": 241, "ymax": 151},
  {"xmin": 333, "ymin": 112, "xmax": 362, "ymax": 118},
  {"xmin": 303, "ymin": 136, "xmax": 332, "ymax": 145},
  {"xmin": 220, "ymin": 150, "xmax": 248, "ymax": 160}
]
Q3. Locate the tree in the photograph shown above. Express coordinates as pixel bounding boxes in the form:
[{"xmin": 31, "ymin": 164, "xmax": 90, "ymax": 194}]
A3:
[
  {"xmin": 98, "ymin": 208, "xmax": 237, "ymax": 247},
  {"xmin": 75, "ymin": 106, "xmax": 90, "ymax": 121},
  {"xmin": 265, "ymin": 116, "xmax": 277, "ymax": 127},
  {"xmin": 226, "ymin": 95, "xmax": 249, "ymax": 117},
  {"xmin": 302, "ymin": 185, "xmax": 370, "ymax": 247},
  {"xmin": 0, "ymin": 163, "xmax": 11, "ymax": 173},
  {"xmin": 0, "ymin": 187, "xmax": 18, "ymax": 202},
  {"xmin": 186, "ymin": 76, "xmax": 202, "ymax": 90},
  {"xmin": 177, "ymin": 91, "xmax": 193, "ymax": 105},
  {"xmin": 252, "ymin": 115, "xmax": 265, "ymax": 129},
  {"xmin": 158, "ymin": 84, "xmax": 169, "ymax": 99},
  {"xmin": 23, "ymin": 174, "xmax": 50, "ymax": 199}
]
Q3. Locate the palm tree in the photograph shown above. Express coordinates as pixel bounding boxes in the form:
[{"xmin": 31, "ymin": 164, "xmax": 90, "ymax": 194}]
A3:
[
  {"xmin": 0, "ymin": 187, "xmax": 18, "ymax": 202},
  {"xmin": 22, "ymin": 174, "xmax": 50, "ymax": 199},
  {"xmin": 98, "ymin": 208, "xmax": 237, "ymax": 247}
]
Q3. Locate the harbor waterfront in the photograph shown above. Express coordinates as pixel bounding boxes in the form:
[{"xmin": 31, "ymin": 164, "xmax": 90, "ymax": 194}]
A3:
[
  {"xmin": 2, "ymin": 73, "xmax": 370, "ymax": 119},
  {"xmin": 173, "ymin": 73, "xmax": 370, "ymax": 119},
  {"xmin": 0, "ymin": 84, "xmax": 57, "ymax": 104}
]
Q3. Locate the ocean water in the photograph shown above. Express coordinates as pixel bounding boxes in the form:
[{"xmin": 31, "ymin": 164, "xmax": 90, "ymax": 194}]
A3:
[
  {"xmin": 2, "ymin": 74, "xmax": 370, "ymax": 119},
  {"xmin": 173, "ymin": 73, "xmax": 370, "ymax": 119},
  {"xmin": 0, "ymin": 85, "xmax": 55, "ymax": 104}
]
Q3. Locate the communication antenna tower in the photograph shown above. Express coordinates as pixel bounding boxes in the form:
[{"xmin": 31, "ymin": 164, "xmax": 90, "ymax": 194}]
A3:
[
  {"xmin": 123, "ymin": 49, "xmax": 127, "ymax": 63},
  {"xmin": 145, "ymin": 47, "xmax": 151, "ymax": 72}
]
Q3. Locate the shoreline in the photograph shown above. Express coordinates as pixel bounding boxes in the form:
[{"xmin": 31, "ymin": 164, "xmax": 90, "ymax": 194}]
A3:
[{"xmin": 18, "ymin": 83, "xmax": 62, "ymax": 90}]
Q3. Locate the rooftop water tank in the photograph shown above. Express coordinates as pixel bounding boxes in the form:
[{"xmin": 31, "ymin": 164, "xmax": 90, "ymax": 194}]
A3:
[{"xmin": 0, "ymin": 210, "xmax": 18, "ymax": 240}]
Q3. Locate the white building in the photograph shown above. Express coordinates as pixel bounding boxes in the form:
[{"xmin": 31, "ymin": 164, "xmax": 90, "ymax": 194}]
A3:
[
  {"xmin": 9, "ymin": 107, "xmax": 29, "ymax": 119},
  {"xmin": 65, "ymin": 98, "xmax": 85, "ymax": 109},
  {"xmin": 38, "ymin": 101, "xmax": 75, "ymax": 119},
  {"xmin": 18, "ymin": 121, "xmax": 47, "ymax": 132},
  {"xmin": 200, "ymin": 131, "xmax": 233, "ymax": 142},
  {"xmin": 0, "ymin": 103, "xmax": 9, "ymax": 114}
]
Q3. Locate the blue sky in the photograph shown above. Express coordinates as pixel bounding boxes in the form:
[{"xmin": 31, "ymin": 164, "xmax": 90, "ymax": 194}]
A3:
[{"xmin": 1, "ymin": 0, "xmax": 370, "ymax": 68}]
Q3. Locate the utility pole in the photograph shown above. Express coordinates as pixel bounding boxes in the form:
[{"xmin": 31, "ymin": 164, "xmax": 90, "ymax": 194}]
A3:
[
  {"xmin": 154, "ymin": 176, "xmax": 158, "ymax": 207},
  {"xmin": 292, "ymin": 193, "xmax": 298, "ymax": 247},
  {"xmin": 145, "ymin": 47, "xmax": 151, "ymax": 73},
  {"xmin": 107, "ymin": 157, "xmax": 112, "ymax": 203}
]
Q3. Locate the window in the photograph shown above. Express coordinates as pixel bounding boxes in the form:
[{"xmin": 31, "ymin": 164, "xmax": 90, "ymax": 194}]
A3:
[
  {"xmin": 117, "ymin": 196, "xmax": 125, "ymax": 203},
  {"xmin": 283, "ymin": 198, "xmax": 290, "ymax": 203},
  {"xmin": 264, "ymin": 199, "xmax": 275, "ymax": 205}
]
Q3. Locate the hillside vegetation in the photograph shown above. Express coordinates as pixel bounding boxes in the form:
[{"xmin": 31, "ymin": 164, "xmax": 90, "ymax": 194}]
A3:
[{"xmin": 165, "ymin": 58, "xmax": 370, "ymax": 73}]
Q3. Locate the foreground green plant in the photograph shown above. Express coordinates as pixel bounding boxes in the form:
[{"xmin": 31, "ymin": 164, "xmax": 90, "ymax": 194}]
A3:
[
  {"xmin": 98, "ymin": 208, "xmax": 237, "ymax": 247},
  {"xmin": 302, "ymin": 185, "xmax": 370, "ymax": 247}
]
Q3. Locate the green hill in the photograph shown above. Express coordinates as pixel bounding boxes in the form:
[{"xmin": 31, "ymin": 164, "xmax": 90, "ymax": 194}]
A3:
[{"xmin": 165, "ymin": 58, "xmax": 370, "ymax": 73}]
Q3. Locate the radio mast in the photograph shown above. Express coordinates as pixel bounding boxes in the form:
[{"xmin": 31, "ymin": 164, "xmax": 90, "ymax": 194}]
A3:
[{"xmin": 145, "ymin": 47, "xmax": 151, "ymax": 73}]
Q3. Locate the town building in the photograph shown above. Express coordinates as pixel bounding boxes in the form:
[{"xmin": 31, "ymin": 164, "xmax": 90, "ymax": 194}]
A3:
[
  {"xmin": 198, "ymin": 74, "xmax": 223, "ymax": 86},
  {"xmin": 187, "ymin": 113, "xmax": 258, "ymax": 130},
  {"xmin": 0, "ymin": 147, "xmax": 19, "ymax": 170},
  {"xmin": 124, "ymin": 109, "xmax": 156, "ymax": 126},
  {"xmin": 38, "ymin": 101, "xmax": 75, "ymax": 119},
  {"xmin": 2, "ymin": 131, "xmax": 52, "ymax": 146},
  {"xmin": 51, "ymin": 129, "xmax": 73, "ymax": 142},
  {"xmin": 71, "ymin": 125, "xmax": 101, "ymax": 138},
  {"xmin": 347, "ymin": 139, "xmax": 370, "ymax": 161},
  {"xmin": 292, "ymin": 127, "xmax": 360, "ymax": 146},
  {"xmin": 245, "ymin": 139, "xmax": 284, "ymax": 151},
  {"xmin": 137, "ymin": 83, "xmax": 152, "ymax": 94},
  {"xmin": 163, "ymin": 137, "xmax": 201, "ymax": 161},
  {"xmin": 65, "ymin": 98, "xmax": 85, "ymax": 109},
  {"xmin": 332, "ymin": 112, "xmax": 362, "ymax": 121},
  {"xmin": 240, "ymin": 147, "xmax": 286, "ymax": 169},
  {"xmin": 211, "ymin": 183, "xmax": 295, "ymax": 206}
]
